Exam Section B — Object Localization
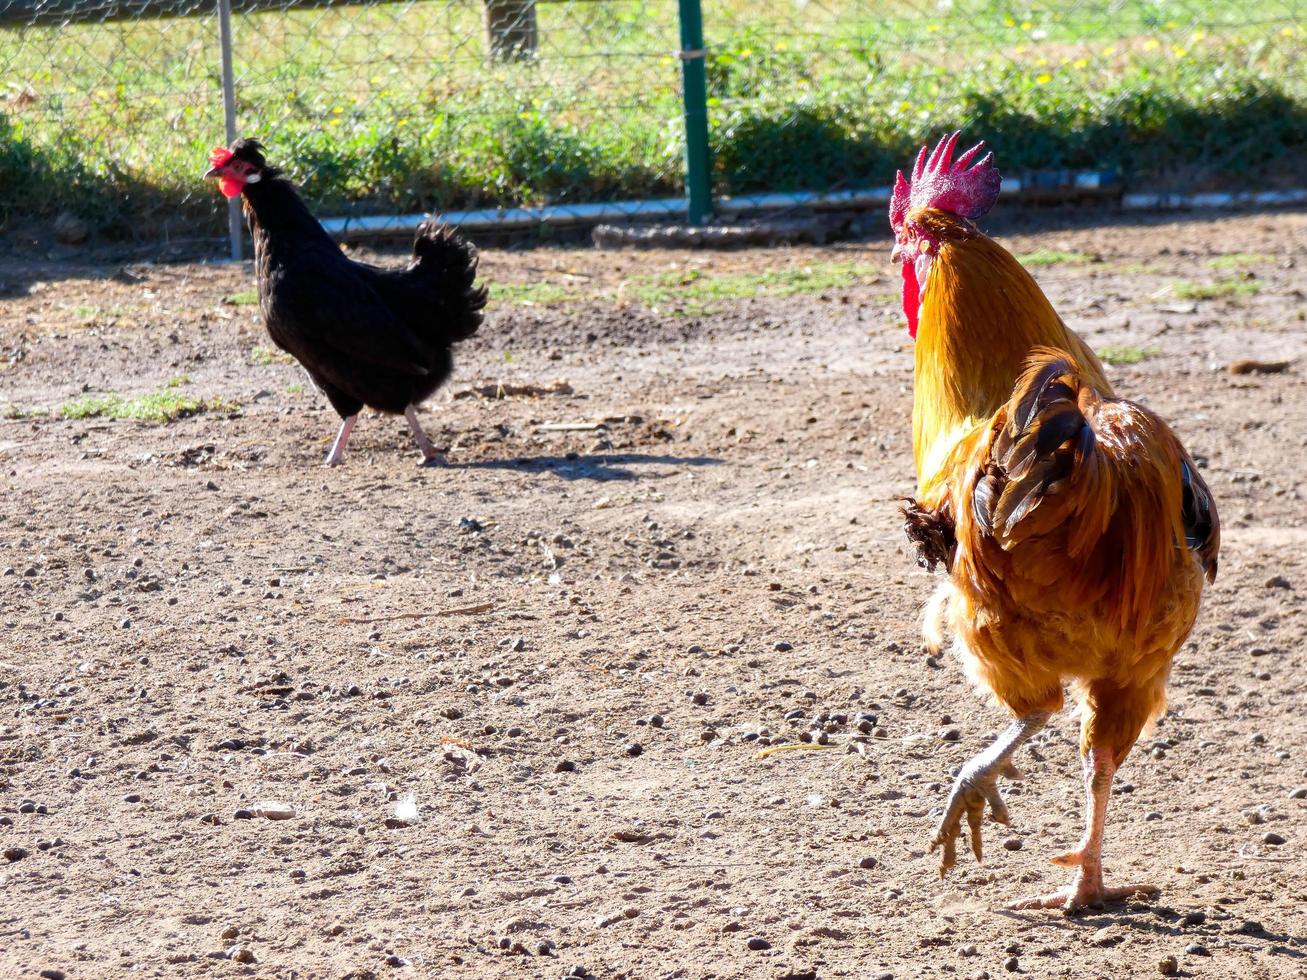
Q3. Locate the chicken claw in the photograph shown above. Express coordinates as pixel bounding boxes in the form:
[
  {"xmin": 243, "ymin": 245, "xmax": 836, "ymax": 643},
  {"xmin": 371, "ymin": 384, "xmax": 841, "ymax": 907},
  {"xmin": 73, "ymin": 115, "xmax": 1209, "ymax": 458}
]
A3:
[
  {"xmin": 930, "ymin": 711, "xmax": 1049, "ymax": 875},
  {"xmin": 932, "ymin": 758, "xmax": 1022, "ymax": 872},
  {"xmin": 1007, "ymin": 879, "xmax": 1158, "ymax": 914}
]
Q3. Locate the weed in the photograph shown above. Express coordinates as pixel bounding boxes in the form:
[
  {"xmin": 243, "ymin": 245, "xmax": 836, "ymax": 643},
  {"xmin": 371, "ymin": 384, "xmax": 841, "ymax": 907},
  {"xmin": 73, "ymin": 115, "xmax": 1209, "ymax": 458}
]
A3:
[
  {"xmin": 490, "ymin": 282, "xmax": 575, "ymax": 307},
  {"xmin": 1172, "ymin": 278, "xmax": 1262, "ymax": 300},
  {"xmin": 250, "ymin": 346, "xmax": 293, "ymax": 366},
  {"xmin": 1019, "ymin": 249, "xmax": 1092, "ymax": 266},
  {"xmin": 1206, "ymin": 253, "xmax": 1273, "ymax": 269},
  {"xmin": 1098, "ymin": 345, "xmax": 1159, "ymax": 366},
  {"xmin": 57, "ymin": 391, "xmax": 237, "ymax": 422},
  {"xmin": 226, "ymin": 290, "xmax": 259, "ymax": 306},
  {"xmin": 632, "ymin": 262, "xmax": 879, "ymax": 311}
]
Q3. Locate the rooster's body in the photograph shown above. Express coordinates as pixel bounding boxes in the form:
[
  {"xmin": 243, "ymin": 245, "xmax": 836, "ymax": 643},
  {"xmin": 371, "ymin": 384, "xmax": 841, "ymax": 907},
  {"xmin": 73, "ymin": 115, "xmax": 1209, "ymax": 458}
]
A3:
[
  {"xmin": 892, "ymin": 136, "xmax": 1219, "ymax": 912},
  {"xmin": 206, "ymin": 139, "xmax": 486, "ymax": 466}
]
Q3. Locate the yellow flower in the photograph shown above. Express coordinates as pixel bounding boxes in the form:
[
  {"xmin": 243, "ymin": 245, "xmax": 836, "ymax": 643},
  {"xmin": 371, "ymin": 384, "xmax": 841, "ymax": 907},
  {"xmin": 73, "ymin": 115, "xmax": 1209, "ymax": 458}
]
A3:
[
  {"xmin": 1020, "ymin": 20, "xmax": 1033, "ymax": 30},
  {"xmin": 1171, "ymin": 45, "xmax": 1187, "ymax": 58},
  {"xmin": 1073, "ymin": 57, "xmax": 1089, "ymax": 69},
  {"xmin": 1192, "ymin": 29, "xmax": 1206, "ymax": 42},
  {"xmin": 926, "ymin": 23, "xmax": 940, "ymax": 32},
  {"xmin": 1102, "ymin": 45, "xmax": 1116, "ymax": 57},
  {"xmin": 1036, "ymin": 73, "xmax": 1052, "ymax": 84},
  {"xmin": 1036, "ymin": 57, "xmax": 1048, "ymax": 66},
  {"xmin": 1280, "ymin": 26, "xmax": 1295, "ymax": 37},
  {"xmin": 1004, "ymin": 16, "xmax": 1014, "ymax": 26},
  {"xmin": 1143, "ymin": 38, "xmax": 1160, "ymax": 51}
]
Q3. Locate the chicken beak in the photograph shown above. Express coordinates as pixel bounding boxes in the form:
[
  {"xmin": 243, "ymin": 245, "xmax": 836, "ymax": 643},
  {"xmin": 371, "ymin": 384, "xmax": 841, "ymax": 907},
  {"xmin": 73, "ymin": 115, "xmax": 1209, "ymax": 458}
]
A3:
[
  {"xmin": 203, "ymin": 165, "xmax": 222, "ymax": 179},
  {"xmin": 890, "ymin": 242, "xmax": 904, "ymax": 263}
]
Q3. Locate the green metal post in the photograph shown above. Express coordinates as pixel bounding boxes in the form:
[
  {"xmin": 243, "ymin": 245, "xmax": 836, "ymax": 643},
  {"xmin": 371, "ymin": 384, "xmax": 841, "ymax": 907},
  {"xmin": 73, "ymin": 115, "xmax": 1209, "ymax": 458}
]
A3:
[{"xmin": 677, "ymin": 0, "xmax": 712, "ymax": 225}]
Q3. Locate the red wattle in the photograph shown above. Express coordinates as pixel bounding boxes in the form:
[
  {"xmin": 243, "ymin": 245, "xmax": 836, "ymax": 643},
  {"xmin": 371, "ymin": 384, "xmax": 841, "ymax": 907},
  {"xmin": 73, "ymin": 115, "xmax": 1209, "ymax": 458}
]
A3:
[
  {"xmin": 217, "ymin": 176, "xmax": 244, "ymax": 199},
  {"xmin": 901, "ymin": 260, "xmax": 919, "ymax": 339}
]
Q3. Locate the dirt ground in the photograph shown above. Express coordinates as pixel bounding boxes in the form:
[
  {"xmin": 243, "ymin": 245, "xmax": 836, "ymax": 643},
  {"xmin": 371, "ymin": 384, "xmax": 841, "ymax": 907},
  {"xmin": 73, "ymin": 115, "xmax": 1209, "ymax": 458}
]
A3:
[{"xmin": 2, "ymin": 209, "xmax": 1306, "ymax": 980}]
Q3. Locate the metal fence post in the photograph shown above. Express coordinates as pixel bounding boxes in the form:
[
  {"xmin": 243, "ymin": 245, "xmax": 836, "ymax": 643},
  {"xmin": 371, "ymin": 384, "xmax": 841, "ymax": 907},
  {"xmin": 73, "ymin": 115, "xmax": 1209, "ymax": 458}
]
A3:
[
  {"xmin": 217, "ymin": 0, "xmax": 242, "ymax": 261},
  {"xmin": 677, "ymin": 0, "xmax": 712, "ymax": 225}
]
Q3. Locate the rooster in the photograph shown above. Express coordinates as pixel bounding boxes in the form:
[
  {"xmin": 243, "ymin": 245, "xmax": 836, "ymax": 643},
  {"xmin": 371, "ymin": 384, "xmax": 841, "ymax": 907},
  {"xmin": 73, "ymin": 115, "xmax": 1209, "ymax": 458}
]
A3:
[
  {"xmin": 205, "ymin": 139, "xmax": 487, "ymax": 466},
  {"xmin": 891, "ymin": 134, "xmax": 1219, "ymax": 912}
]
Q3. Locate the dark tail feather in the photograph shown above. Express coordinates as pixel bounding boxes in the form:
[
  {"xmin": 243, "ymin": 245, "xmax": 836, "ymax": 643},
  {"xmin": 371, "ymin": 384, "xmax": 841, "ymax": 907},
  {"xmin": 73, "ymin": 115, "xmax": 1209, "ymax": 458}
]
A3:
[
  {"xmin": 412, "ymin": 218, "xmax": 488, "ymax": 342},
  {"xmin": 902, "ymin": 497, "xmax": 956, "ymax": 573}
]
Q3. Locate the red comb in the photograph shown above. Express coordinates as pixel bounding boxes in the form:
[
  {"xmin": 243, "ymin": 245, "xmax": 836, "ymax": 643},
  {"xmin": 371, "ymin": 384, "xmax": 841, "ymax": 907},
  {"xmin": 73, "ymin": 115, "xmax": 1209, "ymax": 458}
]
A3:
[
  {"xmin": 889, "ymin": 131, "xmax": 1001, "ymax": 231},
  {"xmin": 209, "ymin": 145, "xmax": 234, "ymax": 166}
]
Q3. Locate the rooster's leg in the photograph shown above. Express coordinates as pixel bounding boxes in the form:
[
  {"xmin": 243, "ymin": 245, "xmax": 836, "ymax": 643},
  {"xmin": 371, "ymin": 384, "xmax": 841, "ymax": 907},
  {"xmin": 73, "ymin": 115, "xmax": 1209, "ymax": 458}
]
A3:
[
  {"xmin": 932, "ymin": 710, "xmax": 1049, "ymax": 874},
  {"xmin": 405, "ymin": 405, "xmax": 447, "ymax": 466},
  {"xmin": 324, "ymin": 415, "xmax": 356, "ymax": 467},
  {"xmin": 1007, "ymin": 747, "xmax": 1158, "ymax": 913}
]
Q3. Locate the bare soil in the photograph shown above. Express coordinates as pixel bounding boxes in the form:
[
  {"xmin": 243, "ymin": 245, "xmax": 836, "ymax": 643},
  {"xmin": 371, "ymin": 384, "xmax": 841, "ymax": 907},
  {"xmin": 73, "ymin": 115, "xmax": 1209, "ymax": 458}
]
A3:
[{"xmin": 2, "ymin": 210, "xmax": 1306, "ymax": 980}]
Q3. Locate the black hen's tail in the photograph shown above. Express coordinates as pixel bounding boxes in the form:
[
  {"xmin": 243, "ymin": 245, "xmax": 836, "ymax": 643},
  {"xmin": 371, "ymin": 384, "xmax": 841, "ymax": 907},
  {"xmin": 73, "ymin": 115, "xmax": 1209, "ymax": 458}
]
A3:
[{"xmin": 411, "ymin": 218, "xmax": 488, "ymax": 342}]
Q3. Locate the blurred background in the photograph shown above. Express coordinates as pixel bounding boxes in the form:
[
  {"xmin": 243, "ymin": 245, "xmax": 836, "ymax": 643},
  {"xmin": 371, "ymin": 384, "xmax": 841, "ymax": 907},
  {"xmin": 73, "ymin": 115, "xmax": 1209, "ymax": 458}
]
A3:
[{"xmin": 2, "ymin": 0, "xmax": 1305, "ymax": 246}]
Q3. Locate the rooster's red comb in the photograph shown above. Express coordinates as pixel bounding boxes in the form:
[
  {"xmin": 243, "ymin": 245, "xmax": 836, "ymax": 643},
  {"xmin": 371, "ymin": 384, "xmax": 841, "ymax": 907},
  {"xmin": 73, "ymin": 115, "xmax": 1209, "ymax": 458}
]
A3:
[
  {"xmin": 209, "ymin": 145, "xmax": 234, "ymax": 167},
  {"xmin": 889, "ymin": 132, "xmax": 1001, "ymax": 231}
]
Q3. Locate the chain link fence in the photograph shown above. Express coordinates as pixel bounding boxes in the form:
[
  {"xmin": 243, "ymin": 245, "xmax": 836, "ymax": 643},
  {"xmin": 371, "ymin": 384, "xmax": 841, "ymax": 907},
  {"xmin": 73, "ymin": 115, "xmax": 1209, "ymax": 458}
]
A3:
[{"xmin": 2, "ymin": 1, "xmax": 1305, "ymax": 246}]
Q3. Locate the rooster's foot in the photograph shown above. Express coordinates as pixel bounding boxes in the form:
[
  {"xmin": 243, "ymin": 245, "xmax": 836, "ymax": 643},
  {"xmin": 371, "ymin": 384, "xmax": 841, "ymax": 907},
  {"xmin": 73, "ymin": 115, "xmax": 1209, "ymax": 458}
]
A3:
[
  {"xmin": 1007, "ymin": 876, "xmax": 1158, "ymax": 914},
  {"xmin": 418, "ymin": 450, "xmax": 449, "ymax": 467},
  {"xmin": 930, "ymin": 711, "xmax": 1049, "ymax": 875},
  {"xmin": 932, "ymin": 758, "xmax": 1023, "ymax": 873}
]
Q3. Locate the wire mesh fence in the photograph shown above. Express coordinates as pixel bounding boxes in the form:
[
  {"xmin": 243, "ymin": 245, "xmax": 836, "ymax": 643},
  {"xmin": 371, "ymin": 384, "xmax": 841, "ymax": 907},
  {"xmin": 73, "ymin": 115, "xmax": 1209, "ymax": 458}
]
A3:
[{"xmin": 2, "ymin": 1, "xmax": 1305, "ymax": 246}]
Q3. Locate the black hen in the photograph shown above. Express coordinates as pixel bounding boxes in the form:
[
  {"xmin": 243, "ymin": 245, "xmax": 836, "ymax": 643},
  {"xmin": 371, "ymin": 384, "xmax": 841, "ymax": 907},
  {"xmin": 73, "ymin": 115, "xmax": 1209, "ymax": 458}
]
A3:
[{"xmin": 205, "ymin": 138, "xmax": 487, "ymax": 466}]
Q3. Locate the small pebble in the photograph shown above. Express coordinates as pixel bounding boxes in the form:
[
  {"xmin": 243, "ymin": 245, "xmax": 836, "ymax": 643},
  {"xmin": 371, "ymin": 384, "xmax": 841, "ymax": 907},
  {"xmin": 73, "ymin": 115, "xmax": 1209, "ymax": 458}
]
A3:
[
  {"xmin": 940, "ymin": 727, "xmax": 961, "ymax": 742},
  {"xmin": 858, "ymin": 855, "xmax": 878, "ymax": 869},
  {"xmin": 648, "ymin": 714, "xmax": 664, "ymax": 728},
  {"xmin": 746, "ymin": 936, "xmax": 771, "ymax": 951},
  {"xmin": 233, "ymin": 808, "xmax": 254, "ymax": 820},
  {"xmin": 1264, "ymin": 575, "xmax": 1291, "ymax": 589},
  {"xmin": 1263, "ymin": 832, "xmax": 1286, "ymax": 845},
  {"xmin": 39, "ymin": 971, "xmax": 66, "ymax": 980},
  {"xmin": 1004, "ymin": 957, "xmax": 1019, "ymax": 972},
  {"xmin": 1185, "ymin": 943, "xmax": 1210, "ymax": 956},
  {"xmin": 624, "ymin": 742, "xmax": 643, "ymax": 758},
  {"xmin": 555, "ymin": 760, "xmax": 576, "ymax": 773},
  {"xmin": 1290, "ymin": 787, "xmax": 1307, "ymax": 799},
  {"xmin": 122, "ymin": 793, "xmax": 142, "ymax": 804},
  {"xmin": 1157, "ymin": 954, "xmax": 1178, "ymax": 976},
  {"xmin": 1003, "ymin": 837, "xmax": 1023, "ymax": 851},
  {"xmin": 690, "ymin": 691, "xmax": 709, "ymax": 706},
  {"xmin": 3, "ymin": 847, "xmax": 27, "ymax": 862},
  {"xmin": 228, "ymin": 947, "xmax": 256, "ymax": 964},
  {"xmin": 18, "ymin": 800, "xmax": 36, "ymax": 814},
  {"xmin": 773, "ymin": 641, "xmax": 793, "ymax": 652},
  {"xmin": 1180, "ymin": 910, "xmax": 1207, "ymax": 927}
]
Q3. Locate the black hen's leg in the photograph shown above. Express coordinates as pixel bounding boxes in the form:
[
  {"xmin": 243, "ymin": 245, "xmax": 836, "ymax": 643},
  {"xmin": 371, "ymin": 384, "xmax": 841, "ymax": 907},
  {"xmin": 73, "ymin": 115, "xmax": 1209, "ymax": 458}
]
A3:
[
  {"xmin": 405, "ymin": 405, "xmax": 446, "ymax": 466},
  {"xmin": 324, "ymin": 415, "xmax": 356, "ymax": 467}
]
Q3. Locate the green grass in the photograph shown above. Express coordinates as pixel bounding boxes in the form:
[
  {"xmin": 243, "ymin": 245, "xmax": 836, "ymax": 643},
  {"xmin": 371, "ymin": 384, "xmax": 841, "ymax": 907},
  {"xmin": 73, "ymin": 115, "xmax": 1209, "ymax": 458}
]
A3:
[
  {"xmin": 1206, "ymin": 253, "xmax": 1274, "ymax": 269},
  {"xmin": 632, "ymin": 262, "xmax": 879, "ymax": 311},
  {"xmin": 1018, "ymin": 249, "xmax": 1092, "ymax": 267},
  {"xmin": 225, "ymin": 290, "xmax": 259, "ymax": 306},
  {"xmin": 1172, "ymin": 278, "xmax": 1263, "ymax": 300},
  {"xmin": 56, "ymin": 391, "xmax": 237, "ymax": 422},
  {"xmin": 250, "ymin": 345, "xmax": 293, "ymax": 366},
  {"xmin": 490, "ymin": 282, "xmax": 575, "ymax": 307},
  {"xmin": 1, "ymin": 2, "xmax": 1303, "ymax": 235},
  {"xmin": 1098, "ymin": 344, "xmax": 1160, "ymax": 366}
]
